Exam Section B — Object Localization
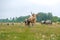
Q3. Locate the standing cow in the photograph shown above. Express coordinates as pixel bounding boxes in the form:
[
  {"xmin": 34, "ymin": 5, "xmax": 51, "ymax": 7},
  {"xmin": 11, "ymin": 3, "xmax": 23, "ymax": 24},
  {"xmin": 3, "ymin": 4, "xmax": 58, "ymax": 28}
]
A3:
[{"xmin": 24, "ymin": 13, "xmax": 36, "ymax": 26}]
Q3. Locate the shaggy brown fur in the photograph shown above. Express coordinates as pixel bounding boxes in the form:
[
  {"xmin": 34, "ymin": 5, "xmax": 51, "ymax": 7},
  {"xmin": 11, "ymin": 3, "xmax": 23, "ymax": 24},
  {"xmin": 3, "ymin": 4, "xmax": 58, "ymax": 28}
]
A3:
[{"xmin": 25, "ymin": 13, "xmax": 36, "ymax": 26}]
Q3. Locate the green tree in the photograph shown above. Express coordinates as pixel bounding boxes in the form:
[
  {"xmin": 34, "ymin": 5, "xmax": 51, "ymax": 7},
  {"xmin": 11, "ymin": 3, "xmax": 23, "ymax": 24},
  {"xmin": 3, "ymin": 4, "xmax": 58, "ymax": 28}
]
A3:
[
  {"xmin": 37, "ymin": 12, "xmax": 49, "ymax": 22},
  {"xmin": 52, "ymin": 16, "xmax": 59, "ymax": 22},
  {"xmin": 47, "ymin": 12, "xmax": 53, "ymax": 20}
]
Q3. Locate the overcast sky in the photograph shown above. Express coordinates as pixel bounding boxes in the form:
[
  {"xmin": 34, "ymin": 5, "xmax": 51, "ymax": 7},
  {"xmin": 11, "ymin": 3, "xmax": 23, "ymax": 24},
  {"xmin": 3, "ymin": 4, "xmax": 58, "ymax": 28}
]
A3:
[{"xmin": 0, "ymin": 0, "xmax": 60, "ymax": 19}]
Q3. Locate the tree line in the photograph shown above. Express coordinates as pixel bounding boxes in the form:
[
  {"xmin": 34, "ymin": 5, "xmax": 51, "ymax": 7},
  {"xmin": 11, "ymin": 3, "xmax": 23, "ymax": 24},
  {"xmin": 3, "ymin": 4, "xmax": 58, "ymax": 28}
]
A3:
[{"xmin": 0, "ymin": 12, "xmax": 60, "ymax": 23}]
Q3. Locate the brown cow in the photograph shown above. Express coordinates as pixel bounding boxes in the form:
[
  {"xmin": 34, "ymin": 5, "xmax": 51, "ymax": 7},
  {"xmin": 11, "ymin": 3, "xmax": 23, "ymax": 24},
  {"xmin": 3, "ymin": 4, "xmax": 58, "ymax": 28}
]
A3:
[{"xmin": 24, "ymin": 13, "xmax": 36, "ymax": 26}]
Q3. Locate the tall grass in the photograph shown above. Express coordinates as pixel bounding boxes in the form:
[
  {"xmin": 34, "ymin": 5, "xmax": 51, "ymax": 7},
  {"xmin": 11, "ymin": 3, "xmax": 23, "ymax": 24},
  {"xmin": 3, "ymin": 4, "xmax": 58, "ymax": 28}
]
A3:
[{"xmin": 0, "ymin": 23, "xmax": 60, "ymax": 40}]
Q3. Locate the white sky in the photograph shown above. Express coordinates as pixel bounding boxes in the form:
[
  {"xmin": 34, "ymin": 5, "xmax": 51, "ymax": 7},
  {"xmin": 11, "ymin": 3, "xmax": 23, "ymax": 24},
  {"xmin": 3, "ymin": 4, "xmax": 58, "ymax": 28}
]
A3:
[{"xmin": 0, "ymin": 0, "xmax": 60, "ymax": 19}]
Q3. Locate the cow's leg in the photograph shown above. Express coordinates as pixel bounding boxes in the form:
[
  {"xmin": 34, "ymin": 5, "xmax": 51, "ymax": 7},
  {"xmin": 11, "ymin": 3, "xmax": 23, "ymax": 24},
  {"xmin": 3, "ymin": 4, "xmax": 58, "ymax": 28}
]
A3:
[
  {"xmin": 31, "ymin": 23, "xmax": 34, "ymax": 26},
  {"xmin": 27, "ymin": 21, "xmax": 31, "ymax": 27},
  {"xmin": 24, "ymin": 21, "xmax": 27, "ymax": 26}
]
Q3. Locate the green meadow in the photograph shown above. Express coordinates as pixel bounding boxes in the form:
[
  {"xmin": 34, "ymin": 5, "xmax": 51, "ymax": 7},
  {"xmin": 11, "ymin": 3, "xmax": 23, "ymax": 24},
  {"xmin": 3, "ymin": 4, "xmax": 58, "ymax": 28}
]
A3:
[{"xmin": 0, "ymin": 23, "xmax": 60, "ymax": 40}]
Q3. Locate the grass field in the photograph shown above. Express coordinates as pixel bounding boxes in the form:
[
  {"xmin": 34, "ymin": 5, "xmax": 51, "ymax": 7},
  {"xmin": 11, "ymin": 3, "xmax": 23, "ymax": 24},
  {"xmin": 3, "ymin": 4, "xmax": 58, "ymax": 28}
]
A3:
[{"xmin": 0, "ymin": 23, "xmax": 60, "ymax": 40}]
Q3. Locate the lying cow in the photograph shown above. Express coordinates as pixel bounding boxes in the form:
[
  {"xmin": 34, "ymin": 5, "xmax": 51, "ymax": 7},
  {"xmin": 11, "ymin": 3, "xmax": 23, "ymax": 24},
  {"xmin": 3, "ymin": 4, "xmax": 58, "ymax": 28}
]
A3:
[
  {"xmin": 41, "ymin": 20, "xmax": 52, "ymax": 24},
  {"xmin": 24, "ymin": 19, "xmax": 30, "ymax": 26}
]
